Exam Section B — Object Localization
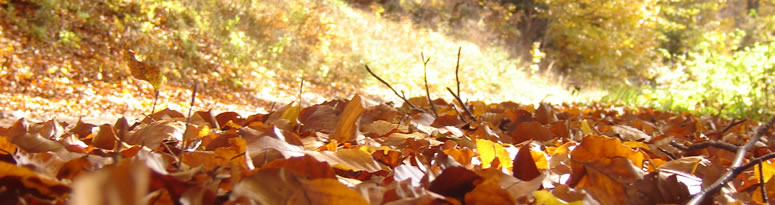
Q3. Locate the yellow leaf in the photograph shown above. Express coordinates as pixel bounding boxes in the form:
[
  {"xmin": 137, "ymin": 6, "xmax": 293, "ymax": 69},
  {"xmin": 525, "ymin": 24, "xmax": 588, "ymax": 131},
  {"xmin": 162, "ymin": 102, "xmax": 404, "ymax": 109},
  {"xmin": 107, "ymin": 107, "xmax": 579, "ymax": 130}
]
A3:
[
  {"xmin": 290, "ymin": 178, "xmax": 369, "ymax": 205},
  {"xmin": 531, "ymin": 149, "xmax": 548, "ymax": 169},
  {"xmin": 281, "ymin": 105, "xmax": 301, "ymax": 127},
  {"xmin": 533, "ymin": 190, "xmax": 584, "ymax": 205},
  {"xmin": 581, "ymin": 120, "xmax": 594, "ymax": 136},
  {"xmin": 754, "ymin": 159, "xmax": 775, "ymax": 183},
  {"xmin": 476, "ymin": 139, "xmax": 512, "ymax": 170},
  {"xmin": 330, "ymin": 95, "xmax": 365, "ymax": 142},
  {"xmin": 465, "ymin": 176, "xmax": 515, "ymax": 205}
]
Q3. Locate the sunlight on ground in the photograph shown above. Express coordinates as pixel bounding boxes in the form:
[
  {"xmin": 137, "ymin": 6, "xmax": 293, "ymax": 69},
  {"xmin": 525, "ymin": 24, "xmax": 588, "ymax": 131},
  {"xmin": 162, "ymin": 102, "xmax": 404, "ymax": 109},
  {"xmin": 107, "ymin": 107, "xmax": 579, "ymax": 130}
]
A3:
[{"xmin": 319, "ymin": 1, "xmax": 606, "ymax": 105}]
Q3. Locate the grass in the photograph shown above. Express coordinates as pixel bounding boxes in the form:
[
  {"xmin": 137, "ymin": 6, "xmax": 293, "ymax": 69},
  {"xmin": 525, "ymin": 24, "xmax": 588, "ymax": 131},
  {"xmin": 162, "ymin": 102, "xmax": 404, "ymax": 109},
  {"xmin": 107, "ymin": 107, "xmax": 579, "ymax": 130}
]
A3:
[{"xmin": 1, "ymin": 0, "xmax": 600, "ymax": 107}]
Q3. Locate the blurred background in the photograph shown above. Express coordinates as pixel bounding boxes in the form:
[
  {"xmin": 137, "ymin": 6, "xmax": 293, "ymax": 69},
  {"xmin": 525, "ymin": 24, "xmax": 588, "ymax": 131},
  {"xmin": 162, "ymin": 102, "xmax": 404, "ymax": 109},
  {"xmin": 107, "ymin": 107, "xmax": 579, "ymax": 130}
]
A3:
[{"xmin": 0, "ymin": 0, "xmax": 773, "ymax": 125}]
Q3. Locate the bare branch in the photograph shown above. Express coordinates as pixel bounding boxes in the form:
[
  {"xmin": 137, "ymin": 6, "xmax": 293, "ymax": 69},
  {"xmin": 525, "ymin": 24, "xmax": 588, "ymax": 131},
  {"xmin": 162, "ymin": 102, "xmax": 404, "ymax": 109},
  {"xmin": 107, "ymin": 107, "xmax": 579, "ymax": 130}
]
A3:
[
  {"xmin": 455, "ymin": 47, "xmax": 461, "ymax": 97},
  {"xmin": 179, "ymin": 83, "xmax": 198, "ymax": 167},
  {"xmin": 364, "ymin": 65, "xmax": 424, "ymax": 112},
  {"xmin": 705, "ymin": 119, "xmax": 746, "ymax": 139},
  {"xmin": 151, "ymin": 90, "xmax": 159, "ymax": 117},
  {"xmin": 687, "ymin": 115, "xmax": 775, "ymax": 204},
  {"xmin": 421, "ymin": 52, "xmax": 438, "ymax": 117},
  {"xmin": 447, "ymin": 87, "xmax": 475, "ymax": 121},
  {"xmin": 759, "ymin": 159, "xmax": 769, "ymax": 203},
  {"xmin": 669, "ymin": 140, "xmax": 738, "ymax": 153}
]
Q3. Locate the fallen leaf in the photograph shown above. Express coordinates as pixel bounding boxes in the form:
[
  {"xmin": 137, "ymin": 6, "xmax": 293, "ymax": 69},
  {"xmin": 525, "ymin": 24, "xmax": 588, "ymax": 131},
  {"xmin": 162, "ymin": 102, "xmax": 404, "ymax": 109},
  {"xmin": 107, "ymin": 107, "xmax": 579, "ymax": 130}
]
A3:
[
  {"xmin": 429, "ymin": 166, "xmax": 481, "ymax": 199},
  {"xmin": 514, "ymin": 144, "xmax": 541, "ymax": 181},
  {"xmin": 0, "ymin": 161, "xmax": 70, "ymax": 202},
  {"xmin": 92, "ymin": 124, "xmax": 118, "ymax": 150},
  {"xmin": 475, "ymin": 139, "xmax": 512, "ymax": 170},
  {"xmin": 125, "ymin": 119, "xmax": 185, "ymax": 149},
  {"xmin": 289, "ymin": 178, "xmax": 370, "ymax": 205},
  {"xmin": 70, "ymin": 159, "xmax": 150, "ymax": 205},
  {"xmin": 264, "ymin": 155, "xmax": 337, "ymax": 179},
  {"xmin": 330, "ymin": 95, "xmax": 365, "ymax": 142},
  {"xmin": 464, "ymin": 175, "xmax": 515, "ymax": 205}
]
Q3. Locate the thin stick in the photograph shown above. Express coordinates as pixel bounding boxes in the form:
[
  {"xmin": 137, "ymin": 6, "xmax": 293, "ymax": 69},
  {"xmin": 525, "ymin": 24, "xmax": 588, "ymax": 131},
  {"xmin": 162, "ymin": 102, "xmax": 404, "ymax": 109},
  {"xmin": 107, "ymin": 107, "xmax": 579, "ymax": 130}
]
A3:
[
  {"xmin": 179, "ymin": 83, "xmax": 198, "ymax": 167},
  {"xmin": 687, "ymin": 115, "xmax": 775, "ymax": 204},
  {"xmin": 705, "ymin": 119, "xmax": 746, "ymax": 139},
  {"xmin": 759, "ymin": 159, "xmax": 768, "ymax": 203},
  {"xmin": 455, "ymin": 47, "xmax": 461, "ymax": 97},
  {"xmin": 151, "ymin": 89, "xmax": 159, "ymax": 116},
  {"xmin": 298, "ymin": 78, "xmax": 304, "ymax": 108},
  {"xmin": 447, "ymin": 87, "xmax": 475, "ymax": 121},
  {"xmin": 365, "ymin": 65, "xmax": 423, "ymax": 112},
  {"xmin": 421, "ymin": 52, "xmax": 438, "ymax": 117},
  {"xmin": 296, "ymin": 79, "xmax": 304, "ymax": 132},
  {"xmin": 669, "ymin": 140, "xmax": 738, "ymax": 153},
  {"xmin": 657, "ymin": 147, "xmax": 677, "ymax": 160}
]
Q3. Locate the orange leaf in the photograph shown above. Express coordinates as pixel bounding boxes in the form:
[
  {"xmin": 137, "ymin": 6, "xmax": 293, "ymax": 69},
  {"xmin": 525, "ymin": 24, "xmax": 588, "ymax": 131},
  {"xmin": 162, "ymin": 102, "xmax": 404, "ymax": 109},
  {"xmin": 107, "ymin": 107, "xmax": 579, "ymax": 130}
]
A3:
[
  {"xmin": 330, "ymin": 95, "xmax": 365, "ymax": 142},
  {"xmin": 475, "ymin": 139, "xmax": 512, "ymax": 170},
  {"xmin": 264, "ymin": 155, "xmax": 337, "ymax": 179},
  {"xmin": 0, "ymin": 161, "xmax": 70, "ymax": 201}
]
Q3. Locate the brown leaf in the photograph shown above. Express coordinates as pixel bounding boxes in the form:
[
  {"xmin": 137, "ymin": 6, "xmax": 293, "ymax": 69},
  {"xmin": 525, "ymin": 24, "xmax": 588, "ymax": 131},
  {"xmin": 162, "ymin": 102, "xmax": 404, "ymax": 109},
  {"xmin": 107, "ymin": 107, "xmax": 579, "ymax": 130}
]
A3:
[
  {"xmin": 299, "ymin": 103, "xmax": 340, "ymax": 133},
  {"xmin": 234, "ymin": 168, "xmax": 369, "ymax": 205},
  {"xmin": 232, "ymin": 168, "xmax": 303, "ymax": 204},
  {"xmin": 330, "ymin": 95, "xmax": 365, "ymax": 142},
  {"xmin": 71, "ymin": 159, "xmax": 150, "ymax": 205},
  {"xmin": 125, "ymin": 119, "xmax": 185, "ymax": 149},
  {"xmin": 509, "ymin": 121, "xmax": 553, "ymax": 143},
  {"xmin": 264, "ymin": 155, "xmax": 337, "ymax": 179},
  {"xmin": 92, "ymin": 124, "xmax": 118, "ymax": 150},
  {"xmin": 308, "ymin": 149, "xmax": 384, "ymax": 172},
  {"xmin": 464, "ymin": 176, "xmax": 515, "ymax": 205},
  {"xmin": 513, "ymin": 144, "xmax": 541, "ymax": 181},
  {"xmin": 0, "ymin": 161, "xmax": 70, "ymax": 201},
  {"xmin": 147, "ymin": 108, "xmax": 185, "ymax": 121},
  {"xmin": 57, "ymin": 156, "xmax": 92, "ymax": 180},
  {"xmin": 69, "ymin": 119, "xmax": 96, "ymax": 138},
  {"xmin": 5, "ymin": 118, "xmax": 64, "ymax": 153},
  {"xmin": 215, "ymin": 112, "xmax": 244, "ymax": 128},
  {"xmin": 610, "ymin": 125, "xmax": 651, "ymax": 141},
  {"xmin": 289, "ymin": 178, "xmax": 370, "ymax": 205},
  {"xmin": 431, "ymin": 114, "xmax": 465, "ymax": 128},
  {"xmin": 535, "ymin": 103, "xmax": 557, "ymax": 124},
  {"xmin": 429, "ymin": 166, "xmax": 482, "ymax": 199}
]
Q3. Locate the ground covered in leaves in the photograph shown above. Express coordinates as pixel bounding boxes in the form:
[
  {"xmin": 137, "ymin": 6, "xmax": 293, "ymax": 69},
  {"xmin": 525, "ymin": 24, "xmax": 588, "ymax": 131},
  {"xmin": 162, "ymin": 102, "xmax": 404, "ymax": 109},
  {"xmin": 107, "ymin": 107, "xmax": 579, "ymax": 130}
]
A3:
[{"xmin": 1, "ymin": 94, "xmax": 774, "ymax": 204}]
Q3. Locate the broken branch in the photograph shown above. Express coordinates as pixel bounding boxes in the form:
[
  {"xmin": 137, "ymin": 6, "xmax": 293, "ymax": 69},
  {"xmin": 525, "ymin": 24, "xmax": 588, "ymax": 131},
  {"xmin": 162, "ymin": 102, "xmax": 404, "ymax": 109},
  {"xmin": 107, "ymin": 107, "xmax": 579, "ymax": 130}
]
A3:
[
  {"xmin": 421, "ymin": 52, "xmax": 438, "ymax": 117},
  {"xmin": 446, "ymin": 87, "xmax": 475, "ymax": 121},
  {"xmin": 365, "ymin": 65, "xmax": 424, "ymax": 112},
  {"xmin": 669, "ymin": 140, "xmax": 738, "ymax": 153},
  {"xmin": 687, "ymin": 115, "xmax": 775, "ymax": 204}
]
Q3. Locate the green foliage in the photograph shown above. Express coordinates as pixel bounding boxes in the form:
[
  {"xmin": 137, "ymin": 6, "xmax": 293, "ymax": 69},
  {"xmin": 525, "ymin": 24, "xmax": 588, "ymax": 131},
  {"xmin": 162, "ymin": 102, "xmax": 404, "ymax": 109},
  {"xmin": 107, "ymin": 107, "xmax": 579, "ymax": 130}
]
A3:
[
  {"xmin": 537, "ymin": 0, "xmax": 662, "ymax": 82},
  {"xmin": 605, "ymin": 32, "xmax": 775, "ymax": 120}
]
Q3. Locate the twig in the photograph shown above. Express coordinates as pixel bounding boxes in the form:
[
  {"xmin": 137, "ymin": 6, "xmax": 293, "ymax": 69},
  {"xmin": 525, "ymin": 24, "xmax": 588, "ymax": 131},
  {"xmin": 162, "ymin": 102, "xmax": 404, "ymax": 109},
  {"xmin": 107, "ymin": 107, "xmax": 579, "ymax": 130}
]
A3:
[
  {"xmin": 365, "ymin": 65, "xmax": 424, "ymax": 112},
  {"xmin": 151, "ymin": 89, "xmax": 159, "ymax": 116},
  {"xmin": 455, "ymin": 47, "xmax": 461, "ymax": 97},
  {"xmin": 687, "ymin": 115, "xmax": 775, "ymax": 204},
  {"xmin": 669, "ymin": 140, "xmax": 738, "ymax": 153},
  {"xmin": 446, "ymin": 87, "xmax": 475, "ymax": 121},
  {"xmin": 299, "ymin": 78, "xmax": 304, "ymax": 108},
  {"xmin": 759, "ymin": 158, "xmax": 768, "ymax": 203},
  {"xmin": 705, "ymin": 119, "xmax": 746, "ymax": 139},
  {"xmin": 178, "ymin": 83, "xmax": 198, "ymax": 167},
  {"xmin": 657, "ymin": 147, "xmax": 677, "ymax": 160},
  {"xmin": 421, "ymin": 52, "xmax": 438, "ymax": 117},
  {"xmin": 296, "ymin": 79, "xmax": 304, "ymax": 133}
]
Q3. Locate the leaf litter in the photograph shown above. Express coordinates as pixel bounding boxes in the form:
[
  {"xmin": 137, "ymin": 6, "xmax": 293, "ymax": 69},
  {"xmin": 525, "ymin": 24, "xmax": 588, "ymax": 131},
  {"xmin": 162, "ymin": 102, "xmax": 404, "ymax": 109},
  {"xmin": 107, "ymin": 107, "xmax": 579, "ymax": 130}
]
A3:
[{"xmin": 0, "ymin": 94, "xmax": 774, "ymax": 204}]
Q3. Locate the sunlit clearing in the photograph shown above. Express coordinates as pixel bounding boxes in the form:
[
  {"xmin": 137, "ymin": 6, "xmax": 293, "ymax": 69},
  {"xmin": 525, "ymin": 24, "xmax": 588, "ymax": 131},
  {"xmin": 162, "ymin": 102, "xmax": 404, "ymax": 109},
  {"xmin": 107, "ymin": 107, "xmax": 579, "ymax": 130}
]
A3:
[{"xmin": 302, "ymin": 0, "xmax": 605, "ymax": 105}]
